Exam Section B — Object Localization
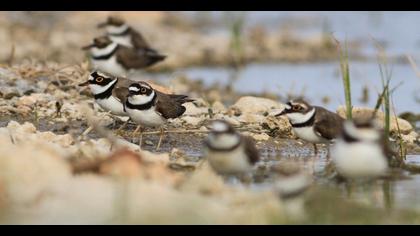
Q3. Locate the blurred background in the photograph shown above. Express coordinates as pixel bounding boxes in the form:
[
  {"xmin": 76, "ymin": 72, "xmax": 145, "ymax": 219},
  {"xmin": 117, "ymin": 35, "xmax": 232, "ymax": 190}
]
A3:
[
  {"xmin": 0, "ymin": 11, "xmax": 420, "ymax": 225},
  {"xmin": 0, "ymin": 11, "xmax": 418, "ymax": 113}
]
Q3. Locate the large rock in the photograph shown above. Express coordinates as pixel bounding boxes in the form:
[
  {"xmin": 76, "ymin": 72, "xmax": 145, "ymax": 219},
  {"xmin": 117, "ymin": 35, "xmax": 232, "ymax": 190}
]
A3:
[
  {"xmin": 337, "ymin": 106, "xmax": 413, "ymax": 135},
  {"xmin": 230, "ymin": 96, "xmax": 284, "ymax": 115}
]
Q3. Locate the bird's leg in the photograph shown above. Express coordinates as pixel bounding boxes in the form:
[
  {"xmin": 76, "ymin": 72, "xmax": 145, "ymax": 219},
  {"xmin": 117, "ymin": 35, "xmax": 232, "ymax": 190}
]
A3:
[
  {"xmin": 313, "ymin": 143, "xmax": 318, "ymax": 156},
  {"xmin": 138, "ymin": 127, "xmax": 143, "ymax": 149},
  {"xmin": 115, "ymin": 118, "xmax": 131, "ymax": 136},
  {"xmin": 131, "ymin": 125, "xmax": 141, "ymax": 143},
  {"xmin": 326, "ymin": 147, "xmax": 331, "ymax": 161},
  {"xmin": 156, "ymin": 127, "xmax": 165, "ymax": 151}
]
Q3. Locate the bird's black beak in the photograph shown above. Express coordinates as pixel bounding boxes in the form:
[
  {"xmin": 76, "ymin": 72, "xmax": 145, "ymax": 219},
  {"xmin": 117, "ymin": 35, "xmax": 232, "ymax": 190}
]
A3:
[
  {"xmin": 81, "ymin": 44, "xmax": 94, "ymax": 50},
  {"xmin": 274, "ymin": 109, "xmax": 288, "ymax": 117},
  {"xmin": 78, "ymin": 81, "xmax": 89, "ymax": 86},
  {"xmin": 97, "ymin": 22, "xmax": 107, "ymax": 28}
]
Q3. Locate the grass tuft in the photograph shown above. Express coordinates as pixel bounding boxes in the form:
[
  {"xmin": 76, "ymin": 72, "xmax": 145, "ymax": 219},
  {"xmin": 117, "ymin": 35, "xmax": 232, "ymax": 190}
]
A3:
[{"xmin": 333, "ymin": 37, "xmax": 352, "ymax": 120}]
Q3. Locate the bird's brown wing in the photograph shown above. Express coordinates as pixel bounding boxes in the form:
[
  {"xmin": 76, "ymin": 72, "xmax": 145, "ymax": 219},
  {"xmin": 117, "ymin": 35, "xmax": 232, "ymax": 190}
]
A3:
[
  {"xmin": 115, "ymin": 46, "xmax": 149, "ymax": 69},
  {"xmin": 155, "ymin": 91, "xmax": 190, "ymax": 119},
  {"xmin": 313, "ymin": 106, "xmax": 345, "ymax": 141},
  {"xmin": 111, "ymin": 77, "xmax": 134, "ymax": 103},
  {"xmin": 112, "ymin": 87, "xmax": 129, "ymax": 104},
  {"xmin": 130, "ymin": 28, "xmax": 151, "ymax": 49},
  {"xmin": 116, "ymin": 76, "xmax": 137, "ymax": 88},
  {"xmin": 242, "ymin": 135, "xmax": 260, "ymax": 165}
]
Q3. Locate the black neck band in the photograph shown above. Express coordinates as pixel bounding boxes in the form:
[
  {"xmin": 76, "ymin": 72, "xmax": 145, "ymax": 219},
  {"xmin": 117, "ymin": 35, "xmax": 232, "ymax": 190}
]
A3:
[
  {"xmin": 92, "ymin": 45, "xmax": 119, "ymax": 60},
  {"xmin": 291, "ymin": 110, "xmax": 316, "ymax": 128},
  {"xmin": 342, "ymin": 131, "xmax": 359, "ymax": 143},
  {"xmin": 94, "ymin": 79, "xmax": 118, "ymax": 100},
  {"xmin": 205, "ymin": 135, "xmax": 241, "ymax": 152}
]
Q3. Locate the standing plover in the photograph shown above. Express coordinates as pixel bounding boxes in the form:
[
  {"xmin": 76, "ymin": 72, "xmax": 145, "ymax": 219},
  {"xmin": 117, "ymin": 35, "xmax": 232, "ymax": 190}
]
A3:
[
  {"xmin": 275, "ymin": 99, "xmax": 344, "ymax": 155},
  {"xmin": 124, "ymin": 81, "xmax": 193, "ymax": 150}
]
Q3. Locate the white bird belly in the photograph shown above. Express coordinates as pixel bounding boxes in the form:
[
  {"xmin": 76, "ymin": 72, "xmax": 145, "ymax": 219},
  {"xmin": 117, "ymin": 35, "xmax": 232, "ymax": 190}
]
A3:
[
  {"xmin": 205, "ymin": 146, "xmax": 252, "ymax": 175},
  {"xmin": 91, "ymin": 56, "xmax": 127, "ymax": 77},
  {"xmin": 331, "ymin": 140, "xmax": 388, "ymax": 179},
  {"xmin": 96, "ymin": 97, "xmax": 126, "ymax": 116},
  {"xmin": 293, "ymin": 126, "xmax": 325, "ymax": 143},
  {"xmin": 125, "ymin": 107, "xmax": 165, "ymax": 128}
]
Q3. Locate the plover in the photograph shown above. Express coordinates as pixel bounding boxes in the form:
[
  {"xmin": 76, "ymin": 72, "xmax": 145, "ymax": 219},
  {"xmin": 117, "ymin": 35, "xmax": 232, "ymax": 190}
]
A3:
[
  {"xmin": 331, "ymin": 117, "xmax": 391, "ymax": 180},
  {"xmin": 203, "ymin": 120, "xmax": 260, "ymax": 176},
  {"xmin": 275, "ymin": 99, "xmax": 344, "ymax": 155},
  {"xmin": 82, "ymin": 36, "xmax": 166, "ymax": 77},
  {"xmin": 272, "ymin": 162, "xmax": 312, "ymax": 220},
  {"xmin": 124, "ymin": 81, "xmax": 193, "ymax": 150}
]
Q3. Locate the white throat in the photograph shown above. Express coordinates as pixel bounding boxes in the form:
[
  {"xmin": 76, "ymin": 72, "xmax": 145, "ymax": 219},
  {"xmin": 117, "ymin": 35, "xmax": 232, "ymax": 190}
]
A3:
[
  {"xmin": 208, "ymin": 133, "xmax": 240, "ymax": 150},
  {"xmin": 127, "ymin": 91, "xmax": 155, "ymax": 105},
  {"xmin": 106, "ymin": 24, "xmax": 129, "ymax": 35},
  {"xmin": 90, "ymin": 43, "xmax": 118, "ymax": 58},
  {"xmin": 287, "ymin": 108, "xmax": 315, "ymax": 125},
  {"xmin": 89, "ymin": 78, "xmax": 118, "ymax": 96}
]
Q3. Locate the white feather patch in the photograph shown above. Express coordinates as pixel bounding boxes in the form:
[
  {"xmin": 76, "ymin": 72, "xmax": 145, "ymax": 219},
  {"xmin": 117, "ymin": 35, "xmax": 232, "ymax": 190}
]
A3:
[
  {"xmin": 106, "ymin": 24, "xmax": 129, "ymax": 35},
  {"xmin": 90, "ymin": 43, "xmax": 118, "ymax": 57},
  {"xmin": 212, "ymin": 121, "xmax": 229, "ymax": 132},
  {"xmin": 207, "ymin": 133, "xmax": 240, "ymax": 150},
  {"xmin": 88, "ymin": 78, "xmax": 118, "ymax": 95},
  {"xmin": 344, "ymin": 121, "xmax": 380, "ymax": 141},
  {"xmin": 127, "ymin": 91, "xmax": 155, "ymax": 105},
  {"xmin": 287, "ymin": 108, "xmax": 315, "ymax": 124}
]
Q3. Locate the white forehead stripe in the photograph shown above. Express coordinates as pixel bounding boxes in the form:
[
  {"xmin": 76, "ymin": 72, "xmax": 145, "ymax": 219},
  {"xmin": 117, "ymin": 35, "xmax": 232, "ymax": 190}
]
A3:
[
  {"xmin": 129, "ymin": 86, "xmax": 140, "ymax": 92},
  {"xmin": 96, "ymin": 71, "xmax": 108, "ymax": 77},
  {"xmin": 212, "ymin": 122, "xmax": 228, "ymax": 132},
  {"xmin": 285, "ymin": 104, "xmax": 291, "ymax": 109}
]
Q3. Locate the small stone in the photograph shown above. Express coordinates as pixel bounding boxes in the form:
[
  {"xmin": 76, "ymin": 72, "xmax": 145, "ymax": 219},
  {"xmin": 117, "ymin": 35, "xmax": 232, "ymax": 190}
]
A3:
[
  {"xmin": 1, "ymin": 87, "xmax": 20, "ymax": 99},
  {"xmin": 145, "ymin": 140, "xmax": 154, "ymax": 146},
  {"xmin": 231, "ymin": 96, "xmax": 284, "ymax": 114},
  {"xmin": 212, "ymin": 101, "xmax": 226, "ymax": 113},
  {"xmin": 243, "ymin": 132, "xmax": 270, "ymax": 141},
  {"xmin": 99, "ymin": 149, "xmax": 143, "ymax": 178},
  {"xmin": 182, "ymin": 116, "xmax": 202, "ymax": 126},
  {"xmin": 402, "ymin": 131, "xmax": 419, "ymax": 144},
  {"xmin": 183, "ymin": 103, "xmax": 208, "ymax": 116}
]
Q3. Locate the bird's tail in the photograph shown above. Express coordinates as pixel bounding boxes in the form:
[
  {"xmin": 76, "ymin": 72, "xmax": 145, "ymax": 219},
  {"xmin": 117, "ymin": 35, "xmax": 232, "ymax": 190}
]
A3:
[
  {"xmin": 170, "ymin": 94, "xmax": 194, "ymax": 104},
  {"xmin": 141, "ymin": 48, "xmax": 167, "ymax": 66}
]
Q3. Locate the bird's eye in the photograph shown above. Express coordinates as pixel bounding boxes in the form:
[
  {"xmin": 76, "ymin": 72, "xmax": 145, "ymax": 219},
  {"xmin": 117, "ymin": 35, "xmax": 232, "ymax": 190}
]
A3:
[
  {"xmin": 96, "ymin": 77, "xmax": 104, "ymax": 83},
  {"xmin": 140, "ymin": 87, "xmax": 147, "ymax": 93},
  {"xmin": 293, "ymin": 105, "xmax": 301, "ymax": 111}
]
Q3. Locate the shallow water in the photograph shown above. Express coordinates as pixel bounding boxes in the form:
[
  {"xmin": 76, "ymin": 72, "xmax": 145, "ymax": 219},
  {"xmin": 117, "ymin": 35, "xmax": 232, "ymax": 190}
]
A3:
[{"xmin": 151, "ymin": 61, "xmax": 420, "ymax": 114}]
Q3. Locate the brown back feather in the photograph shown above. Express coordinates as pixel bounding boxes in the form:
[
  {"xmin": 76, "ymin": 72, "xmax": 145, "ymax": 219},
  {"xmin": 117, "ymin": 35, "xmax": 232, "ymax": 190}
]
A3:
[
  {"xmin": 129, "ymin": 28, "xmax": 151, "ymax": 49},
  {"xmin": 241, "ymin": 135, "xmax": 260, "ymax": 165},
  {"xmin": 155, "ymin": 91, "xmax": 192, "ymax": 119},
  {"xmin": 115, "ymin": 46, "xmax": 151, "ymax": 69},
  {"xmin": 313, "ymin": 106, "xmax": 345, "ymax": 140}
]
